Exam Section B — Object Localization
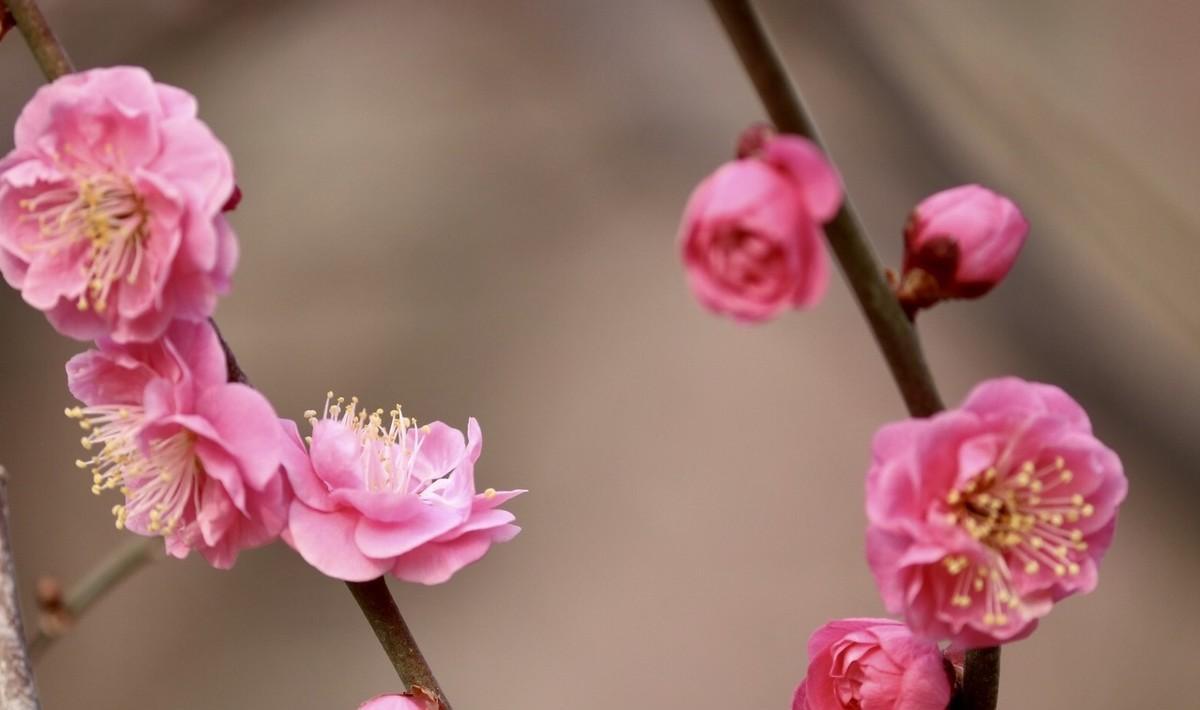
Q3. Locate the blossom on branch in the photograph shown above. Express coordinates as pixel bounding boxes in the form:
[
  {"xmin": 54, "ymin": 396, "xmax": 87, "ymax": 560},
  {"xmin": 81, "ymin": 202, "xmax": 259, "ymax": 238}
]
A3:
[
  {"xmin": 792, "ymin": 618, "xmax": 951, "ymax": 710},
  {"xmin": 66, "ymin": 320, "xmax": 286, "ymax": 568},
  {"xmin": 0, "ymin": 66, "xmax": 239, "ymax": 342},
  {"xmin": 865, "ymin": 377, "xmax": 1127, "ymax": 646},
  {"xmin": 281, "ymin": 394, "xmax": 523, "ymax": 584},
  {"xmin": 895, "ymin": 184, "xmax": 1028, "ymax": 315},
  {"xmin": 678, "ymin": 126, "xmax": 842, "ymax": 322}
]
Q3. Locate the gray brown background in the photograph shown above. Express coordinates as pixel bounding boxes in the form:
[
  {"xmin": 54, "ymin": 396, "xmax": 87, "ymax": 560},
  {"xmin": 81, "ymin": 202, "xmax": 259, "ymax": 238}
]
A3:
[{"xmin": 1, "ymin": 1, "xmax": 1197, "ymax": 708}]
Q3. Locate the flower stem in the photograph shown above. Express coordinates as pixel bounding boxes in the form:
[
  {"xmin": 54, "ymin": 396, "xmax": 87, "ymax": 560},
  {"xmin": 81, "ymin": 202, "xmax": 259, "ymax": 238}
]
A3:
[
  {"xmin": 4, "ymin": 0, "xmax": 73, "ymax": 79},
  {"xmin": 346, "ymin": 578, "xmax": 451, "ymax": 709},
  {"xmin": 706, "ymin": 0, "xmax": 942, "ymax": 418},
  {"xmin": 705, "ymin": 0, "xmax": 998, "ymax": 706},
  {"xmin": 7, "ymin": 3, "xmax": 451, "ymax": 700},
  {"xmin": 0, "ymin": 466, "xmax": 41, "ymax": 710},
  {"xmin": 26, "ymin": 537, "xmax": 158, "ymax": 660}
]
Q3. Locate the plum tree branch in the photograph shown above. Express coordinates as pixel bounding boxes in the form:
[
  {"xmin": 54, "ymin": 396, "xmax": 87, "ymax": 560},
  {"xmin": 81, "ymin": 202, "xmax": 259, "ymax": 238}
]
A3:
[
  {"xmin": 0, "ymin": 466, "xmax": 40, "ymax": 710},
  {"xmin": 706, "ymin": 1, "xmax": 998, "ymax": 707},
  {"xmin": 7, "ymin": 4, "xmax": 450, "ymax": 704}
]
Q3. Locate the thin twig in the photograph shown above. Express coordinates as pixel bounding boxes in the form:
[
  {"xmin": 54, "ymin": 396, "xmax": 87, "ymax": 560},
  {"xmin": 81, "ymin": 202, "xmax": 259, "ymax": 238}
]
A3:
[
  {"xmin": 347, "ymin": 578, "xmax": 451, "ymax": 709},
  {"xmin": 26, "ymin": 537, "xmax": 157, "ymax": 660},
  {"xmin": 7, "ymin": 0, "xmax": 450, "ymax": 696},
  {"xmin": 4, "ymin": 0, "xmax": 73, "ymax": 79},
  {"xmin": 0, "ymin": 466, "xmax": 40, "ymax": 710},
  {"xmin": 705, "ymin": 1, "xmax": 998, "ymax": 707},
  {"xmin": 707, "ymin": 0, "xmax": 943, "ymax": 418}
]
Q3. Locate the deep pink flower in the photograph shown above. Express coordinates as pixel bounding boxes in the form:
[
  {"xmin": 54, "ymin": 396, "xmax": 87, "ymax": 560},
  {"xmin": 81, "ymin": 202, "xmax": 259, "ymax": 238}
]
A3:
[
  {"xmin": 0, "ymin": 66, "xmax": 239, "ymax": 343},
  {"xmin": 678, "ymin": 130, "xmax": 842, "ymax": 322},
  {"xmin": 897, "ymin": 184, "xmax": 1028, "ymax": 313},
  {"xmin": 358, "ymin": 694, "xmax": 435, "ymax": 710},
  {"xmin": 792, "ymin": 618, "xmax": 951, "ymax": 710},
  {"xmin": 866, "ymin": 377, "xmax": 1127, "ymax": 646},
  {"xmin": 66, "ymin": 320, "xmax": 285, "ymax": 568},
  {"xmin": 281, "ymin": 395, "xmax": 523, "ymax": 584}
]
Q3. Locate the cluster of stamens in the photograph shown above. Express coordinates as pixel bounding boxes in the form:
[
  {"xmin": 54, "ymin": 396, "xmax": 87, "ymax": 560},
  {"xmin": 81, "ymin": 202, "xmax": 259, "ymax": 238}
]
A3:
[
  {"xmin": 66, "ymin": 404, "xmax": 198, "ymax": 535},
  {"xmin": 940, "ymin": 456, "xmax": 1094, "ymax": 626},
  {"xmin": 305, "ymin": 392, "xmax": 433, "ymax": 494},
  {"xmin": 19, "ymin": 145, "xmax": 149, "ymax": 313}
]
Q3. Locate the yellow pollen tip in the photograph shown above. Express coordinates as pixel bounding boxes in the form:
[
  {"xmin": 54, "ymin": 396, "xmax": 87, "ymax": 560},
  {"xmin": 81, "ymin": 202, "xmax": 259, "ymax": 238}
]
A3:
[{"xmin": 1024, "ymin": 561, "xmax": 1039, "ymax": 574}]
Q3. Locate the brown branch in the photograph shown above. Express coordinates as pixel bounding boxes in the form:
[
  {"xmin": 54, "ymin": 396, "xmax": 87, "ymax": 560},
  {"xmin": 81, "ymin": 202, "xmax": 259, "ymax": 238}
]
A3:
[
  {"xmin": 4, "ymin": 0, "xmax": 73, "ymax": 79},
  {"xmin": 26, "ymin": 537, "xmax": 157, "ymax": 660},
  {"xmin": 7, "ymin": 0, "xmax": 450, "ymax": 697},
  {"xmin": 706, "ymin": 1, "xmax": 998, "ymax": 707},
  {"xmin": 707, "ymin": 0, "xmax": 943, "ymax": 418},
  {"xmin": 346, "ymin": 578, "xmax": 451, "ymax": 709},
  {"xmin": 0, "ymin": 466, "xmax": 40, "ymax": 710}
]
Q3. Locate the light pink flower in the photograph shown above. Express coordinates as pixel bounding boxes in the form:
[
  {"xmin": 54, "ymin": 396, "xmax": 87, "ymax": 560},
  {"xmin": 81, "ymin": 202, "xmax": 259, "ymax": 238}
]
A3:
[
  {"xmin": 358, "ymin": 694, "xmax": 436, "ymax": 710},
  {"xmin": 678, "ymin": 129, "xmax": 842, "ymax": 322},
  {"xmin": 0, "ymin": 66, "xmax": 239, "ymax": 343},
  {"xmin": 866, "ymin": 377, "xmax": 1127, "ymax": 646},
  {"xmin": 281, "ymin": 395, "xmax": 523, "ymax": 584},
  {"xmin": 66, "ymin": 320, "xmax": 285, "ymax": 568},
  {"xmin": 792, "ymin": 618, "xmax": 951, "ymax": 710},
  {"xmin": 898, "ymin": 184, "xmax": 1028, "ymax": 313}
]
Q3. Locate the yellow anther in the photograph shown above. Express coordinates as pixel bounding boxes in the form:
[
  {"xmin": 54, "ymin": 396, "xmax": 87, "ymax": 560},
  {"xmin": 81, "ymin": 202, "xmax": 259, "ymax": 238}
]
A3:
[{"xmin": 1024, "ymin": 561, "xmax": 1039, "ymax": 574}]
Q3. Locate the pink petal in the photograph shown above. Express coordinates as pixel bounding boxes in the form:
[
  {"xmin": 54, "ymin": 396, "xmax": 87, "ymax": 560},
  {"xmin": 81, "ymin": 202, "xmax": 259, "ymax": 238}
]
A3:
[
  {"xmin": 354, "ymin": 505, "xmax": 467, "ymax": 559},
  {"xmin": 286, "ymin": 503, "xmax": 390, "ymax": 582}
]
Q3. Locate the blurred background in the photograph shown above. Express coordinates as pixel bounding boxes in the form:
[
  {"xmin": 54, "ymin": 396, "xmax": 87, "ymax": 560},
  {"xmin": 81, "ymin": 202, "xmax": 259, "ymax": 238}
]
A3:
[{"xmin": 1, "ymin": 1, "xmax": 1197, "ymax": 708}]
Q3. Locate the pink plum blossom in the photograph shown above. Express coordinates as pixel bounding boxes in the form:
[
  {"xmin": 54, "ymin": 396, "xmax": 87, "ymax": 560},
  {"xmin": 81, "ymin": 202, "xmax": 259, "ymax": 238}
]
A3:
[
  {"xmin": 66, "ymin": 320, "xmax": 285, "ymax": 568},
  {"xmin": 0, "ymin": 66, "xmax": 239, "ymax": 343},
  {"xmin": 897, "ymin": 184, "xmax": 1028, "ymax": 314},
  {"xmin": 358, "ymin": 694, "xmax": 436, "ymax": 710},
  {"xmin": 281, "ymin": 394, "xmax": 523, "ymax": 584},
  {"xmin": 792, "ymin": 618, "xmax": 951, "ymax": 710},
  {"xmin": 866, "ymin": 377, "xmax": 1127, "ymax": 646},
  {"xmin": 678, "ymin": 128, "xmax": 842, "ymax": 322}
]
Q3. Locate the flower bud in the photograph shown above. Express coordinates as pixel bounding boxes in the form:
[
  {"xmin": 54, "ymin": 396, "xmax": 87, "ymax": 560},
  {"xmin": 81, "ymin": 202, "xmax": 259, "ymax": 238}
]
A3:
[
  {"xmin": 792, "ymin": 618, "xmax": 951, "ymax": 710},
  {"xmin": 898, "ymin": 184, "xmax": 1029, "ymax": 314},
  {"xmin": 678, "ymin": 128, "xmax": 842, "ymax": 323}
]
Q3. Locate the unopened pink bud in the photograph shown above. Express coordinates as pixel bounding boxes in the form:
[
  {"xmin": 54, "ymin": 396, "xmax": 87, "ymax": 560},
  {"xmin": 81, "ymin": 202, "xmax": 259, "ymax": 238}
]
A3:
[
  {"xmin": 678, "ymin": 130, "xmax": 843, "ymax": 323},
  {"xmin": 898, "ymin": 184, "xmax": 1029, "ymax": 314},
  {"xmin": 792, "ymin": 618, "xmax": 951, "ymax": 710},
  {"xmin": 358, "ymin": 693, "xmax": 437, "ymax": 710}
]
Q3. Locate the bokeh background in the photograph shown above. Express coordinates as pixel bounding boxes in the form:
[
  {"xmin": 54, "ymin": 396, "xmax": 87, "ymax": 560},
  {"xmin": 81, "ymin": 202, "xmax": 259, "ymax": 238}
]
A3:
[{"xmin": 1, "ymin": 1, "xmax": 1198, "ymax": 708}]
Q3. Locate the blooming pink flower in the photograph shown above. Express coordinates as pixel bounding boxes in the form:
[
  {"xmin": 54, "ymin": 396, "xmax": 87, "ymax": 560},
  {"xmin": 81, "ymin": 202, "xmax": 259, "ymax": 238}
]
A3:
[
  {"xmin": 0, "ymin": 66, "xmax": 239, "ymax": 343},
  {"xmin": 678, "ymin": 129, "xmax": 842, "ymax": 322},
  {"xmin": 358, "ymin": 694, "xmax": 436, "ymax": 710},
  {"xmin": 866, "ymin": 377, "xmax": 1127, "ymax": 646},
  {"xmin": 281, "ymin": 395, "xmax": 523, "ymax": 584},
  {"xmin": 898, "ymin": 184, "xmax": 1028, "ymax": 313},
  {"xmin": 792, "ymin": 618, "xmax": 951, "ymax": 710},
  {"xmin": 66, "ymin": 320, "xmax": 285, "ymax": 568}
]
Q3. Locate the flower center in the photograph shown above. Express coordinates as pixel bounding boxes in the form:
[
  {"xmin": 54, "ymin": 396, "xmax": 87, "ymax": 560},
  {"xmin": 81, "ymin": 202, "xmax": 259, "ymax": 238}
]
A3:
[
  {"xmin": 305, "ymin": 392, "xmax": 432, "ymax": 494},
  {"xmin": 940, "ymin": 456, "xmax": 1094, "ymax": 626},
  {"xmin": 67, "ymin": 405, "xmax": 199, "ymax": 535},
  {"xmin": 20, "ymin": 155, "xmax": 149, "ymax": 313}
]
